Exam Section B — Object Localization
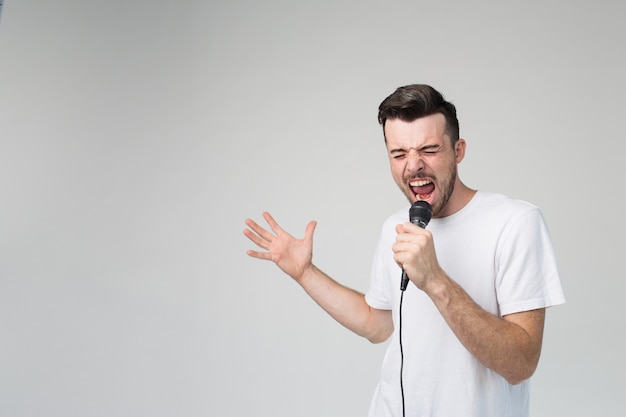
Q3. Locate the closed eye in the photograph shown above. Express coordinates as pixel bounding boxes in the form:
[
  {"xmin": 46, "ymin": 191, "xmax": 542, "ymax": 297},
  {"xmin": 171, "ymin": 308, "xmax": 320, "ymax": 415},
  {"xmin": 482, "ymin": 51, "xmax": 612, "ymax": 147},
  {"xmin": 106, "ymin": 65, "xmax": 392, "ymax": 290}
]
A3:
[
  {"xmin": 389, "ymin": 145, "xmax": 441, "ymax": 159},
  {"xmin": 421, "ymin": 145, "xmax": 441, "ymax": 154}
]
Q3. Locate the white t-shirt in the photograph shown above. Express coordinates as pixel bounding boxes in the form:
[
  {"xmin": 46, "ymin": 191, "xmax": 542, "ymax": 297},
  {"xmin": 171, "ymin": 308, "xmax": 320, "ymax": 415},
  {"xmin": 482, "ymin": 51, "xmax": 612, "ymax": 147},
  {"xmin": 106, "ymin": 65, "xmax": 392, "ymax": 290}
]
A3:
[{"xmin": 365, "ymin": 191, "xmax": 565, "ymax": 417}]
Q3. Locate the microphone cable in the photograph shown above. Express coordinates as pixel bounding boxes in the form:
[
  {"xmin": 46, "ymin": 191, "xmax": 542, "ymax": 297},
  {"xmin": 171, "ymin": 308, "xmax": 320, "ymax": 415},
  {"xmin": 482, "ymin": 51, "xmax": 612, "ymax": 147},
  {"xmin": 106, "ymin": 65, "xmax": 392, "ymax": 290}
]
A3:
[
  {"xmin": 399, "ymin": 289, "xmax": 407, "ymax": 417},
  {"xmin": 398, "ymin": 200, "xmax": 432, "ymax": 417}
]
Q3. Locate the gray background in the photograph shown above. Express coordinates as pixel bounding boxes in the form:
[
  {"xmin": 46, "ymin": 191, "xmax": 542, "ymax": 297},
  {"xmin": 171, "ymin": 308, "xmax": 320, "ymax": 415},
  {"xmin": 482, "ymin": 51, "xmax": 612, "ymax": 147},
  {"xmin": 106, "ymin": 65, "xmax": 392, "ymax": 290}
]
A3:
[{"xmin": 1, "ymin": 1, "xmax": 623, "ymax": 416}]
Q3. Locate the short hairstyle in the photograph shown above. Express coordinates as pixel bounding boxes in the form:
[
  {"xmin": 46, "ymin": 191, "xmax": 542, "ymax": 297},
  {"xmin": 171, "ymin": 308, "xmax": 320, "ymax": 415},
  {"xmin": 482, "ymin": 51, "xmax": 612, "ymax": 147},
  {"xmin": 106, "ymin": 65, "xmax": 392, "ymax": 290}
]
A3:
[{"xmin": 378, "ymin": 84, "xmax": 460, "ymax": 143}]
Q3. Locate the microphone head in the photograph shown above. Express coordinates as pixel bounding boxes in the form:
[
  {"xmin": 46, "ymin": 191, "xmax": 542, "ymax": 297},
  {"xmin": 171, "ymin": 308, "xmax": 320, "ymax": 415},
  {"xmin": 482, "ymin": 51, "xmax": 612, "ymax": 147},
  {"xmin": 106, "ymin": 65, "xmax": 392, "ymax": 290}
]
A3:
[{"xmin": 409, "ymin": 200, "xmax": 432, "ymax": 228}]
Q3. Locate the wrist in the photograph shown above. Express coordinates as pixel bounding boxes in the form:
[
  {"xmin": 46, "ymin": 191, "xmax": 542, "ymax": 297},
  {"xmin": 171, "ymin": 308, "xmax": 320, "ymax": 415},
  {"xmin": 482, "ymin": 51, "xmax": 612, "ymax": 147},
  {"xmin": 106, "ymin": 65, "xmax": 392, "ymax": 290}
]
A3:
[
  {"xmin": 296, "ymin": 263, "xmax": 317, "ymax": 285},
  {"xmin": 423, "ymin": 268, "xmax": 452, "ymax": 303}
]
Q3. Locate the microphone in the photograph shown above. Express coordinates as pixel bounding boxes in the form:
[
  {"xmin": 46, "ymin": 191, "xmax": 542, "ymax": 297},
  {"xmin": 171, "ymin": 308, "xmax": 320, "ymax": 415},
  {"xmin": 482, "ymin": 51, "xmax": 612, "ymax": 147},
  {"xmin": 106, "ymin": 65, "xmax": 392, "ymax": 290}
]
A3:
[{"xmin": 400, "ymin": 200, "xmax": 433, "ymax": 291}]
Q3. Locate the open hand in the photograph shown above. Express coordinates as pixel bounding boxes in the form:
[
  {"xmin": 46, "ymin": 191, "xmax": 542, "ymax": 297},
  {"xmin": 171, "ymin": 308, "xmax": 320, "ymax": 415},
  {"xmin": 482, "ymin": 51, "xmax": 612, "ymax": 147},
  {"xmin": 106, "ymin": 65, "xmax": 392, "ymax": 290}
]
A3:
[{"xmin": 244, "ymin": 212, "xmax": 317, "ymax": 282}]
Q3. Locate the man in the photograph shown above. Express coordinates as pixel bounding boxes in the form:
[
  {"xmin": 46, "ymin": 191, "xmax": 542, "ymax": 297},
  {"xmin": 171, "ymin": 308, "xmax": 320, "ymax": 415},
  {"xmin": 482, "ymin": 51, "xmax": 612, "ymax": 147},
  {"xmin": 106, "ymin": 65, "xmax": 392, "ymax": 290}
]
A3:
[{"xmin": 244, "ymin": 84, "xmax": 565, "ymax": 416}]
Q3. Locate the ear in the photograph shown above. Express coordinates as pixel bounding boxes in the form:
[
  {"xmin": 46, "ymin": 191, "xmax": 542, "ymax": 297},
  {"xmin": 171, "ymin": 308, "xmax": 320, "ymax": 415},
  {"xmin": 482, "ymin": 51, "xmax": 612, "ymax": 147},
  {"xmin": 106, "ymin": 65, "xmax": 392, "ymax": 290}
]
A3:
[{"xmin": 455, "ymin": 138, "xmax": 467, "ymax": 164}]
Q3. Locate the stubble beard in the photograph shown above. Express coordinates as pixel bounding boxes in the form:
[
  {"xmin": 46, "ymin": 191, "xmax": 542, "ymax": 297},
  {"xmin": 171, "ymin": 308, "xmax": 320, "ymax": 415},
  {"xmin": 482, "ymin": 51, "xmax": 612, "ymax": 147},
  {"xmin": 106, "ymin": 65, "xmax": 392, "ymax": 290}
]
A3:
[{"xmin": 432, "ymin": 163, "xmax": 457, "ymax": 218}]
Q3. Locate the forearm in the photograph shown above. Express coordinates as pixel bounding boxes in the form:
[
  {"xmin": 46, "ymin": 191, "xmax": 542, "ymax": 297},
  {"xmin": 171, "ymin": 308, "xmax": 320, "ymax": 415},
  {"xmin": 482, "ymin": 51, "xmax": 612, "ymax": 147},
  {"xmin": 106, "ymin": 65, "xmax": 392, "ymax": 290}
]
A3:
[
  {"xmin": 425, "ymin": 272, "xmax": 544, "ymax": 385},
  {"xmin": 297, "ymin": 264, "xmax": 393, "ymax": 343}
]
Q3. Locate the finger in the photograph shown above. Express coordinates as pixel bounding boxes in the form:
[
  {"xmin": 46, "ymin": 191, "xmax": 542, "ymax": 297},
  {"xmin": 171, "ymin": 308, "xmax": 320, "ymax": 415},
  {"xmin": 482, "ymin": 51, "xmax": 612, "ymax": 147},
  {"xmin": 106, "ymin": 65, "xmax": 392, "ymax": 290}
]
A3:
[
  {"xmin": 246, "ymin": 249, "xmax": 273, "ymax": 260},
  {"xmin": 392, "ymin": 240, "xmax": 413, "ymax": 255},
  {"xmin": 395, "ymin": 224, "xmax": 414, "ymax": 241},
  {"xmin": 394, "ymin": 231, "xmax": 415, "ymax": 244},
  {"xmin": 245, "ymin": 218, "xmax": 275, "ymax": 242},
  {"xmin": 243, "ymin": 228, "xmax": 270, "ymax": 249},
  {"xmin": 262, "ymin": 212, "xmax": 286, "ymax": 236},
  {"xmin": 396, "ymin": 223, "xmax": 428, "ymax": 240},
  {"xmin": 393, "ymin": 250, "xmax": 409, "ymax": 270},
  {"xmin": 396, "ymin": 222, "xmax": 419, "ymax": 233}
]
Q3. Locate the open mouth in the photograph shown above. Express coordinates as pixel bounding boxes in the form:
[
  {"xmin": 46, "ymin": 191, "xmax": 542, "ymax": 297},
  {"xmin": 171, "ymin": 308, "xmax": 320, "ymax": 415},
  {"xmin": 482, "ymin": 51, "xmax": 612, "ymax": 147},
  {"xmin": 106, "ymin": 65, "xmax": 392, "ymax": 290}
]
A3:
[{"xmin": 409, "ymin": 179, "xmax": 435, "ymax": 201}]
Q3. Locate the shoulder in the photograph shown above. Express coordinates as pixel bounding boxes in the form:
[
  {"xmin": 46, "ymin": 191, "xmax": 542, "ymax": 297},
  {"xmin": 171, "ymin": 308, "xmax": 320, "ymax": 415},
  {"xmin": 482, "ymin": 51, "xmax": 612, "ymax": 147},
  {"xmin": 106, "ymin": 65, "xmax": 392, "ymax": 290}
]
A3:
[
  {"xmin": 455, "ymin": 192, "xmax": 551, "ymax": 243},
  {"xmin": 475, "ymin": 191, "xmax": 542, "ymax": 220}
]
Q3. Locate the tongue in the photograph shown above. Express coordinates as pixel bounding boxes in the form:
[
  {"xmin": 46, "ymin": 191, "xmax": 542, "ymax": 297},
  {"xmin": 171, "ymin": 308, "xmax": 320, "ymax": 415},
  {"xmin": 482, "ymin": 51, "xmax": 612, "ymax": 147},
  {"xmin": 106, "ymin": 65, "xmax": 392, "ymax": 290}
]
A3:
[{"xmin": 413, "ymin": 182, "xmax": 435, "ymax": 195}]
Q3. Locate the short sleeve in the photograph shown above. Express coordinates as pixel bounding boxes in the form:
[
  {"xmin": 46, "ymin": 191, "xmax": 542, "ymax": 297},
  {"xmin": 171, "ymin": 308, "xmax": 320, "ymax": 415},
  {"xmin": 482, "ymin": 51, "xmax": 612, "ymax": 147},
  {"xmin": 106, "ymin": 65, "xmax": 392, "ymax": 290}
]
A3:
[{"xmin": 496, "ymin": 207, "xmax": 565, "ymax": 316}]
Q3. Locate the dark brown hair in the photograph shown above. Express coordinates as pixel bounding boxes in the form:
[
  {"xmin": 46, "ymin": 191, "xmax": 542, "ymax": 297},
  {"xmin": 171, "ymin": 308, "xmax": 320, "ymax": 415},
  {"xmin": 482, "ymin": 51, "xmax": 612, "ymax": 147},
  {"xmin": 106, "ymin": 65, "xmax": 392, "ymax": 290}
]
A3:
[{"xmin": 378, "ymin": 84, "xmax": 459, "ymax": 143}]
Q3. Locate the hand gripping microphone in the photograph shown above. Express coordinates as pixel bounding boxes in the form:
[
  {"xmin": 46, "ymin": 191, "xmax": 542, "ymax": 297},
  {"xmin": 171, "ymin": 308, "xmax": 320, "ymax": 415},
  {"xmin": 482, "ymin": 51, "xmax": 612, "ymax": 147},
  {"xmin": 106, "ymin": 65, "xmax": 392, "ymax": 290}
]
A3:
[{"xmin": 400, "ymin": 200, "xmax": 433, "ymax": 291}]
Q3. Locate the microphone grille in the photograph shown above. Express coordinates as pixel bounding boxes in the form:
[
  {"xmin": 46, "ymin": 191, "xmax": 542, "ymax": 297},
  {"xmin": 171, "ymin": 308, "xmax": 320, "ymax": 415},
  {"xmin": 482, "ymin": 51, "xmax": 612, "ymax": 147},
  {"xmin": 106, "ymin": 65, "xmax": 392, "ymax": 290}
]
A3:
[{"xmin": 409, "ymin": 200, "xmax": 432, "ymax": 227}]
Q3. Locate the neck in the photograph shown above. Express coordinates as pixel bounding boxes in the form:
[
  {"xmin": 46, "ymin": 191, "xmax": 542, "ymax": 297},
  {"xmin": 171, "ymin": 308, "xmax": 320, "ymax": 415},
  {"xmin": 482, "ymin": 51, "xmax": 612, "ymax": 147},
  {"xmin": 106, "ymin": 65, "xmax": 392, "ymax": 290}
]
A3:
[{"xmin": 438, "ymin": 180, "xmax": 476, "ymax": 218}]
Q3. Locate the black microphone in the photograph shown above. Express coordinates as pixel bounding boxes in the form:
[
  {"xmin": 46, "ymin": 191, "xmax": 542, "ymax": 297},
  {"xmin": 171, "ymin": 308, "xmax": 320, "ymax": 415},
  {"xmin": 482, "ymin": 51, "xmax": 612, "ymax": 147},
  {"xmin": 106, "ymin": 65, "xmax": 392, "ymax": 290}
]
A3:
[{"xmin": 400, "ymin": 200, "xmax": 433, "ymax": 291}]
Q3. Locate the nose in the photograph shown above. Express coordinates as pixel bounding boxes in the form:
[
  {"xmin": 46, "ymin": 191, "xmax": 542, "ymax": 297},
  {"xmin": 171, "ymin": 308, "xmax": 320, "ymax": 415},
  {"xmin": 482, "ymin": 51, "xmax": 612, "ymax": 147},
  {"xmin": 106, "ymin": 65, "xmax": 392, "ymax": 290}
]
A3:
[{"xmin": 406, "ymin": 148, "xmax": 424, "ymax": 174}]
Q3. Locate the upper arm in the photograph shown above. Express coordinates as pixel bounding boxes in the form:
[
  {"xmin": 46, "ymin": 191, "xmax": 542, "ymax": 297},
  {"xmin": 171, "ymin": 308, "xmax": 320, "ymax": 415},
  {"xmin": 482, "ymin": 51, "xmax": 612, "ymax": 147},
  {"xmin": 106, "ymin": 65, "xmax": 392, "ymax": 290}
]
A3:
[{"xmin": 365, "ymin": 306, "xmax": 394, "ymax": 344}]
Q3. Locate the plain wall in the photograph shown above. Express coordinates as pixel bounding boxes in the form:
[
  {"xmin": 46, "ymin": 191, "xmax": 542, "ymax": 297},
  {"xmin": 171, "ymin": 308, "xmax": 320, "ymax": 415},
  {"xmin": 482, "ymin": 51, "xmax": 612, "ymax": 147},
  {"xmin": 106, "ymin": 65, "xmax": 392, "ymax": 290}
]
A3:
[{"xmin": 1, "ymin": 1, "xmax": 624, "ymax": 416}]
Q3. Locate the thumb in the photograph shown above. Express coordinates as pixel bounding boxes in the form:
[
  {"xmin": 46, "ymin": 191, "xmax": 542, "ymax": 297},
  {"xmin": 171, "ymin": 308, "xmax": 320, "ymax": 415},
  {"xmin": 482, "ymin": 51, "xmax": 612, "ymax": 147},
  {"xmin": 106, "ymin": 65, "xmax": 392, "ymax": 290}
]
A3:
[{"xmin": 304, "ymin": 220, "xmax": 318, "ymax": 240}]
